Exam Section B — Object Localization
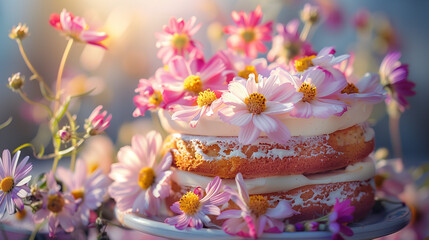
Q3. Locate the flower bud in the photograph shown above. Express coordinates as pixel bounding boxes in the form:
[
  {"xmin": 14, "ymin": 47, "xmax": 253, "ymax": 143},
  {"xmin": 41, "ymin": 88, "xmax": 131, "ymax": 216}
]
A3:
[
  {"xmin": 284, "ymin": 223, "xmax": 296, "ymax": 232},
  {"xmin": 9, "ymin": 23, "xmax": 29, "ymax": 40},
  {"xmin": 295, "ymin": 222, "xmax": 305, "ymax": 231},
  {"xmin": 304, "ymin": 221, "xmax": 319, "ymax": 231},
  {"xmin": 58, "ymin": 126, "xmax": 72, "ymax": 142},
  {"xmin": 300, "ymin": 4, "xmax": 320, "ymax": 24},
  {"xmin": 8, "ymin": 73, "xmax": 25, "ymax": 91}
]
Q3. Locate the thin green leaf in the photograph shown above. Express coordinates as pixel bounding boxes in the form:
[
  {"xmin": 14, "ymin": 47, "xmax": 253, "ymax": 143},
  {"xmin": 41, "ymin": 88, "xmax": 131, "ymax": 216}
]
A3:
[
  {"xmin": 13, "ymin": 143, "xmax": 35, "ymax": 153},
  {"xmin": 55, "ymin": 96, "xmax": 71, "ymax": 121},
  {"xmin": 0, "ymin": 117, "xmax": 12, "ymax": 130},
  {"xmin": 70, "ymin": 88, "xmax": 96, "ymax": 99},
  {"xmin": 38, "ymin": 145, "xmax": 45, "ymax": 158}
]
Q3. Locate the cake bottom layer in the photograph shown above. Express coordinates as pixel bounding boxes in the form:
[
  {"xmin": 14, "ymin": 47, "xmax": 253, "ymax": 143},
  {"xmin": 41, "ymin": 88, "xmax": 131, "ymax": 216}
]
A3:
[{"xmin": 167, "ymin": 179, "xmax": 375, "ymax": 224}]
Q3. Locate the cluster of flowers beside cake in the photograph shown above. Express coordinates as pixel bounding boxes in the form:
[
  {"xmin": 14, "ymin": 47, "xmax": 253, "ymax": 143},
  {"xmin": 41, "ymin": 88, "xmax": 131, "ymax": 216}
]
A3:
[{"xmin": 125, "ymin": 4, "xmax": 415, "ymax": 240}]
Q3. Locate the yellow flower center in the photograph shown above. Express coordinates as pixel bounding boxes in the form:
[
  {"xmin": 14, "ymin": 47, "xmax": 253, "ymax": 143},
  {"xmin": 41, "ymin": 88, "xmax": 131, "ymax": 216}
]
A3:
[
  {"xmin": 0, "ymin": 177, "xmax": 14, "ymax": 193},
  {"xmin": 241, "ymin": 29, "xmax": 256, "ymax": 43},
  {"xmin": 249, "ymin": 195, "xmax": 269, "ymax": 217},
  {"xmin": 47, "ymin": 195, "xmax": 65, "ymax": 213},
  {"xmin": 245, "ymin": 93, "xmax": 266, "ymax": 114},
  {"xmin": 299, "ymin": 83, "xmax": 317, "ymax": 102},
  {"xmin": 179, "ymin": 191, "xmax": 200, "ymax": 215},
  {"xmin": 15, "ymin": 209, "xmax": 27, "ymax": 220},
  {"xmin": 238, "ymin": 66, "xmax": 258, "ymax": 82},
  {"xmin": 138, "ymin": 167, "xmax": 155, "ymax": 190},
  {"xmin": 341, "ymin": 83, "xmax": 360, "ymax": 94},
  {"xmin": 183, "ymin": 75, "xmax": 202, "ymax": 94},
  {"xmin": 149, "ymin": 91, "xmax": 163, "ymax": 105},
  {"xmin": 374, "ymin": 174, "xmax": 387, "ymax": 189},
  {"xmin": 294, "ymin": 55, "xmax": 316, "ymax": 72},
  {"xmin": 71, "ymin": 189, "xmax": 85, "ymax": 200},
  {"xmin": 197, "ymin": 89, "xmax": 218, "ymax": 107},
  {"xmin": 171, "ymin": 33, "xmax": 190, "ymax": 51}
]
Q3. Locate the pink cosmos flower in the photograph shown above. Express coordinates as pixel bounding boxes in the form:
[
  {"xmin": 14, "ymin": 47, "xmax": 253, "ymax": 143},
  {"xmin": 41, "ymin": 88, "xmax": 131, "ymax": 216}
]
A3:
[
  {"xmin": 375, "ymin": 158, "xmax": 413, "ymax": 200},
  {"xmin": 294, "ymin": 46, "xmax": 349, "ymax": 75},
  {"xmin": 156, "ymin": 55, "xmax": 227, "ymax": 107},
  {"xmin": 268, "ymin": 20, "xmax": 314, "ymax": 67},
  {"xmin": 85, "ymin": 105, "xmax": 112, "ymax": 136},
  {"xmin": 49, "ymin": 9, "xmax": 108, "ymax": 49},
  {"xmin": 108, "ymin": 131, "xmax": 172, "ymax": 216},
  {"xmin": 328, "ymin": 198, "xmax": 355, "ymax": 240},
  {"xmin": 217, "ymin": 49, "xmax": 270, "ymax": 83},
  {"xmin": 275, "ymin": 67, "xmax": 348, "ymax": 118},
  {"xmin": 379, "ymin": 51, "xmax": 415, "ymax": 112},
  {"xmin": 339, "ymin": 73, "xmax": 386, "ymax": 103},
  {"xmin": 80, "ymin": 135, "xmax": 115, "ymax": 175},
  {"xmin": 0, "ymin": 150, "xmax": 32, "ymax": 218},
  {"xmin": 155, "ymin": 16, "xmax": 203, "ymax": 64},
  {"xmin": 165, "ymin": 176, "xmax": 230, "ymax": 230},
  {"xmin": 57, "ymin": 159, "xmax": 111, "ymax": 225},
  {"xmin": 224, "ymin": 6, "xmax": 273, "ymax": 58},
  {"xmin": 218, "ymin": 173, "xmax": 298, "ymax": 238},
  {"xmin": 171, "ymin": 89, "xmax": 223, "ymax": 128},
  {"xmin": 33, "ymin": 172, "xmax": 77, "ymax": 238},
  {"xmin": 218, "ymin": 72, "xmax": 301, "ymax": 145},
  {"xmin": 133, "ymin": 77, "xmax": 169, "ymax": 117}
]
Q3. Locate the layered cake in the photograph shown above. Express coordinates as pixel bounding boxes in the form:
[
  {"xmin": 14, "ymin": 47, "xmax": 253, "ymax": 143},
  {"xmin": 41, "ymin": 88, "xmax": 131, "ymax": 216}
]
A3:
[{"xmin": 161, "ymin": 101, "xmax": 377, "ymax": 223}]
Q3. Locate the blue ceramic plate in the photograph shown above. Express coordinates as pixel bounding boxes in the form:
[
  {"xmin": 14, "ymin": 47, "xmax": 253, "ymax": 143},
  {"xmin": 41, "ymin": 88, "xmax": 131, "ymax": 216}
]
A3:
[{"xmin": 116, "ymin": 201, "xmax": 410, "ymax": 240}]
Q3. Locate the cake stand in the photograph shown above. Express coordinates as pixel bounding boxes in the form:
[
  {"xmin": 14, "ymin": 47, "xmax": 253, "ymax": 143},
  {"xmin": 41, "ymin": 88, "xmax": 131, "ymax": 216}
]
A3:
[{"xmin": 115, "ymin": 201, "xmax": 410, "ymax": 240}]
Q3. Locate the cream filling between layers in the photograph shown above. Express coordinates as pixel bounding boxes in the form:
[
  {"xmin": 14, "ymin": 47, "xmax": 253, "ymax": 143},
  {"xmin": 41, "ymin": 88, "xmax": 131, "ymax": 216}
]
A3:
[
  {"xmin": 171, "ymin": 157, "xmax": 375, "ymax": 195},
  {"xmin": 159, "ymin": 102, "xmax": 373, "ymax": 137}
]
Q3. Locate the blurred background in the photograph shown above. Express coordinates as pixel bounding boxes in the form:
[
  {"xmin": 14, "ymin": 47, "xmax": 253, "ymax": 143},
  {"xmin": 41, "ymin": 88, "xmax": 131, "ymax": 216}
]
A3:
[{"xmin": 0, "ymin": 0, "xmax": 427, "ymax": 168}]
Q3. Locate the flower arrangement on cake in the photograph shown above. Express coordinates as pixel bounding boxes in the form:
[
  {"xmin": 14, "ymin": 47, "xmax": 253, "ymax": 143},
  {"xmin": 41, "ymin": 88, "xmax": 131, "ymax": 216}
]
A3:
[{"xmin": 0, "ymin": 3, "xmax": 426, "ymax": 240}]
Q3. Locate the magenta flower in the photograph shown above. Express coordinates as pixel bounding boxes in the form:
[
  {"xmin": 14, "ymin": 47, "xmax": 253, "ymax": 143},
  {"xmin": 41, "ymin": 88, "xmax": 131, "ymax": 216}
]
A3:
[
  {"xmin": 276, "ymin": 67, "xmax": 348, "ymax": 118},
  {"xmin": 217, "ymin": 49, "xmax": 270, "ymax": 83},
  {"xmin": 379, "ymin": 51, "xmax": 416, "ymax": 112},
  {"xmin": 340, "ymin": 73, "xmax": 386, "ymax": 103},
  {"xmin": 218, "ymin": 173, "xmax": 298, "ymax": 238},
  {"xmin": 165, "ymin": 176, "xmax": 230, "ymax": 230},
  {"xmin": 33, "ymin": 172, "xmax": 77, "ymax": 238},
  {"xmin": 224, "ymin": 6, "xmax": 272, "ymax": 58},
  {"xmin": 49, "ymin": 9, "xmax": 108, "ymax": 49},
  {"xmin": 108, "ymin": 131, "xmax": 172, "ymax": 216},
  {"xmin": 328, "ymin": 198, "xmax": 355, "ymax": 240},
  {"xmin": 155, "ymin": 16, "xmax": 203, "ymax": 64},
  {"xmin": 171, "ymin": 89, "xmax": 223, "ymax": 128},
  {"xmin": 375, "ymin": 158, "xmax": 413, "ymax": 200},
  {"xmin": 219, "ymin": 72, "xmax": 301, "ymax": 145},
  {"xmin": 85, "ymin": 105, "xmax": 112, "ymax": 136},
  {"xmin": 133, "ymin": 77, "xmax": 169, "ymax": 117},
  {"xmin": 57, "ymin": 159, "xmax": 111, "ymax": 225},
  {"xmin": 0, "ymin": 150, "xmax": 32, "ymax": 219},
  {"xmin": 156, "ymin": 55, "xmax": 227, "ymax": 106},
  {"xmin": 268, "ymin": 19, "xmax": 314, "ymax": 66}
]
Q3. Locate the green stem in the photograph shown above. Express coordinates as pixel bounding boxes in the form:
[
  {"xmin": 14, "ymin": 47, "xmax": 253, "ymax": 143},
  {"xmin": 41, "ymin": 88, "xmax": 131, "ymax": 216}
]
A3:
[
  {"xmin": 18, "ymin": 90, "xmax": 53, "ymax": 117},
  {"xmin": 389, "ymin": 114, "xmax": 403, "ymax": 161},
  {"xmin": 16, "ymin": 39, "xmax": 54, "ymax": 99},
  {"xmin": 300, "ymin": 22, "xmax": 313, "ymax": 41},
  {"xmin": 66, "ymin": 111, "xmax": 78, "ymax": 171},
  {"xmin": 54, "ymin": 39, "xmax": 74, "ymax": 112}
]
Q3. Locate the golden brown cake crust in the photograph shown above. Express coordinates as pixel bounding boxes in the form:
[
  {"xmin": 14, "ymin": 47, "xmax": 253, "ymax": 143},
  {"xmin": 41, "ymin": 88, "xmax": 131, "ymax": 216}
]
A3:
[
  {"xmin": 165, "ymin": 124, "xmax": 374, "ymax": 178},
  {"xmin": 166, "ymin": 179, "xmax": 375, "ymax": 224}
]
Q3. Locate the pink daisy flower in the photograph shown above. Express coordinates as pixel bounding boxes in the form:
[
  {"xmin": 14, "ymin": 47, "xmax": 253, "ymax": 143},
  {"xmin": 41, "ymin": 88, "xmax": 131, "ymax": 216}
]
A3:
[
  {"xmin": 0, "ymin": 150, "xmax": 32, "ymax": 218},
  {"xmin": 217, "ymin": 49, "xmax": 270, "ymax": 83},
  {"xmin": 268, "ymin": 19, "xmax": 314, "ymax": 66},
  {"xmin": 339, "ymin": 73, "xmax": 386, "ymax": 103},
  {"xmin": 294, "ymin": 47, "xmax": 349, "ymax": 75},
  {"xmin": 33, "ymin": 172, "xmax": 77, "ymax": 238},
  {"xmin": 49, "ymin": 9, "xmax": 108, "ymax": 49},
  {"xmin": 224, "ymin": 6, "xmax": 273, "ymax": 58},
  {"xmin": 155, "ymin": 16, "xmax": 203, "ymax": 64},
  {"xmin": 165, "ymin": 176, "xmax": 230, "ymax": 230},
  {"xmin": 375, "ymin": 158, "xmax": 413, "ymax": 200},
  {"xmin": 133, "ymin": 77, "xmax": 168, "ymax": 117},
  {"xmin": 379, "ymin": 51, "xmax": 416, "ymax": 112},
  {"xmin": 276, "ymin": 67, "xmax": 348, "ymax": 118},
  {"xmin": 156, "ymin": 55, "xmax": 227, "ymax": 106},
  {"xmin": 57, "ymin": 158, "xmax": 111, "ymax": 225},
  {"xmin": 218, "ymin": 173, "xmax": 298, "ymax": 238},
  {"xmin": 219, "ymin": 71, "xmax": 301, "ymax": 145},
  {"xmin": 171, "ymin": 89, "xmax": 223, "ymax": 128},
  {"xmin": 328, "ymin": 198, "xmax": 355, "ymax": 240},
  {"xmin": 108, "ymin": 131, "xmax": 172, "ymax": 216},
  {"xmin": 85, "ymin": 105, "xmax": 112, "ymax": 136}
]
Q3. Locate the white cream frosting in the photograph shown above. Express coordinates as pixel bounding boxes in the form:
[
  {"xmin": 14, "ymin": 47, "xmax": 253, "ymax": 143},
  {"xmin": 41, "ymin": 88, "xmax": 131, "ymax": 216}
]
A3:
[
  {"xmin": 159, "ymin": 102, "xmax": 373, "ymax": 137},
  {"xmin": 171, "ymin": 157, "xmax": 375, "ymax": 194}
]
